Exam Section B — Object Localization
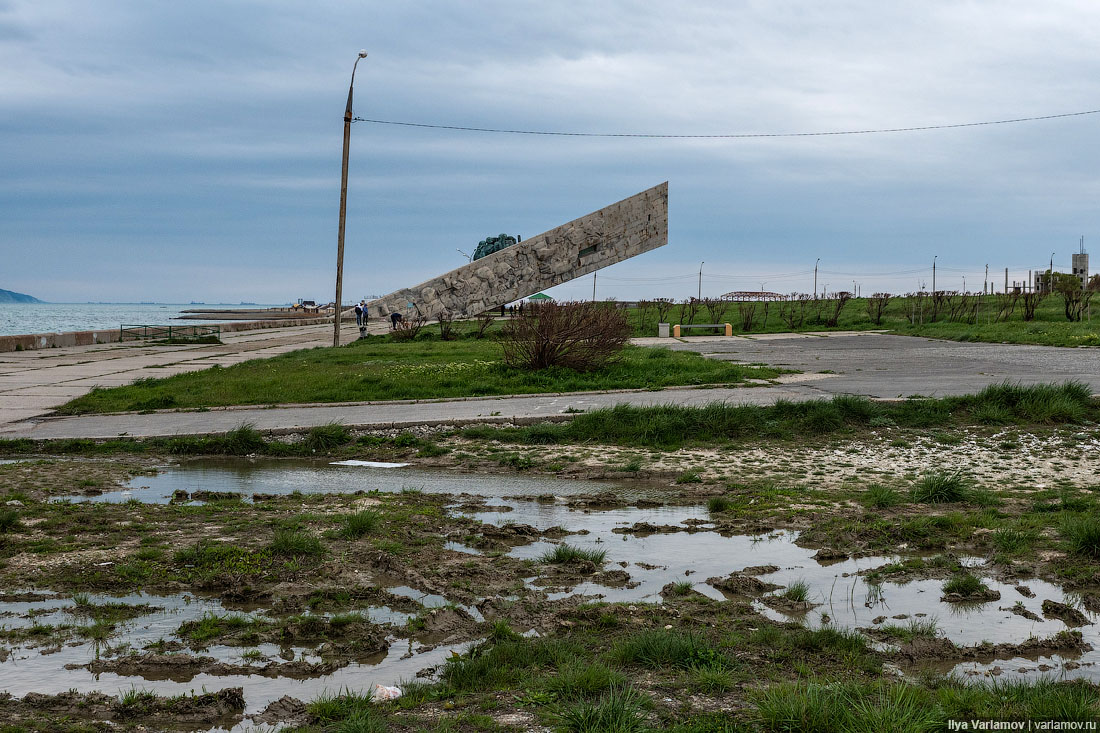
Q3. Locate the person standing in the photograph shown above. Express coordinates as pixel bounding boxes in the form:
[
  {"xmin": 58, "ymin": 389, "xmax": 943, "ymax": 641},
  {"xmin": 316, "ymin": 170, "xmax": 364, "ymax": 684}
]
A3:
[{"xmin": 354, "ymin": 301, "xmax": 364, "ymax": 328}]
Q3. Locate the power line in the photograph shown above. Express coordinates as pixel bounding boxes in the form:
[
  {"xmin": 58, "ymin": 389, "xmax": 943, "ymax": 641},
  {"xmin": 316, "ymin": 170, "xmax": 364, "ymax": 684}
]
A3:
[{"xmin": 352, "ymin": 106, "xmax": 1100, "ymax": 139}]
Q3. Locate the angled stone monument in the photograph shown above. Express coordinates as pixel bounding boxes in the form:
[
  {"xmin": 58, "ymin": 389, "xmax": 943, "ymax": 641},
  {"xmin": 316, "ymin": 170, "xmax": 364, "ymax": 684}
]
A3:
[{"xmin": 367, "ymin": 182, "xmax": 668, "ymax": 319}]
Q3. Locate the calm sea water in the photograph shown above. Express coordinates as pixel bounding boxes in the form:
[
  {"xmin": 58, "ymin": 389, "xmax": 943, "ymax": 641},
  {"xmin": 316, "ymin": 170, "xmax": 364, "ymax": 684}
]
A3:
[{"xmin": 0, "ymin": 303, "xmax": 284, "ymax": 337}]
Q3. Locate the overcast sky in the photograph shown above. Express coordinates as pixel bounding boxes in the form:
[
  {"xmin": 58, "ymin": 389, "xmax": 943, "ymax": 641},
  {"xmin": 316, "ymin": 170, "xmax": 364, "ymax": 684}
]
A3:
[{"xmin": 3, "ymin": 0, "xmax": 1099, "ymax": 303}]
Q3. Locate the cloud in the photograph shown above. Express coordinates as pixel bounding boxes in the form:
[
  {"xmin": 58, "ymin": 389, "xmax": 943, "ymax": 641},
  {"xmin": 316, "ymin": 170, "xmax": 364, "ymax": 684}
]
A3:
[{"xmin": 2, "ymin": 0, "xmax": 1100, "ymax": 305}]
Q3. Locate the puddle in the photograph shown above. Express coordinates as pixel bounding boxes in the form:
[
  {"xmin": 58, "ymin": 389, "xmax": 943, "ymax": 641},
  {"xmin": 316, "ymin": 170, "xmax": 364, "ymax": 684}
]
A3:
[
  {"xmin": 12, "ymin": 460, "xmax": 1100, "ymax": 727},
  {"xmin": 490, "ymin": 504, "xmax": 1100, "ymax": 682},
  {"xmin": 0, "ymin": 589, "xmax": 470, "ymax": 725},
  {"xmin": 56, "ymin": 459, "xmax": 640, "ymax": 504}
]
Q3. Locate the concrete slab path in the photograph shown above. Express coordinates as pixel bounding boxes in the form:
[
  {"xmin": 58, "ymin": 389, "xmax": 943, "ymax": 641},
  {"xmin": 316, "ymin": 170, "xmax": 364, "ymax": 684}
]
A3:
[
  {"xmin": 0, "ymin": 329, "xmax": 1096, "ymax": 441},
  {"xmin": 0, "ymin": 321, "xmax": 378, "ymax": 430}
]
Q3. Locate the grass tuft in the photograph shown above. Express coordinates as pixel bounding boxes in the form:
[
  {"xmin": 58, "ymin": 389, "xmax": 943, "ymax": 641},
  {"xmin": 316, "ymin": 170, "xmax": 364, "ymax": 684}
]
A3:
[
  {"xmin": 910, "ymin": 470, "xmax": 970, "ymax": 503},
  {"xmin": 554, "ymin": 686, "xmax": 649, "ymax": 733},
  {"xmin": 782, "ymin": 580, "xmax": 811, "ymax": 603},
  {"xmin": 942, "ymin": 573, "xmax": 988, "ymax": 597},
  {"xmin": 305, "ymin": 422, "xmax": 351, "ymax": 452},
  {"xmin": 1061, "ymin": 515, "xmax": 1100, "ymax": 558},
  {"xmin": 538, "ymin": 544, "xmax": 607, "ymax": 565},
  {"xmin": 863, "ymin": 484, "xmax": 902, "ymax": 508},
  {"xmin": 341, "ymin": 510, "xmax": 382, "ymax": 539},
  {"xmin": 268, "ymin": 529, "xmax": 324, "ymax": 557},
  {"xmin": 0, "ymin": 508, "xmax": 20, "ymax": 533}
]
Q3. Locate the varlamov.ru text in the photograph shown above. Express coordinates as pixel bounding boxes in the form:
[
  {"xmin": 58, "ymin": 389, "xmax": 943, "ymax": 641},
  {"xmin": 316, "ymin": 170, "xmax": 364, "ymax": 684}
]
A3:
[{"xmin": 947, "ymin": 722, "xmax": 1097, "ymax": 731}]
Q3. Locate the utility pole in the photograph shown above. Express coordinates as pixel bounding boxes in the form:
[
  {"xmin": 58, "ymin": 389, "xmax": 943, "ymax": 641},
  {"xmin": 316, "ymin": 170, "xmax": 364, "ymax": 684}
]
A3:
[
  {"xmin": 984, "ymin": 264, "xmax": 988, "ymax": 295},
  {"xmin": 1004, "ymin": 268, "xmax": 1008, "ymax": 294},
  {"xmin": 1049, "ymin": 252, "xmax": 1055, "ymax": 293},
  {"xmin": 698, "ymin": 261, "xmax": 704, "ymax": 300},
  {"xmin": 814, "ymin": 258, "xmax": 820, "ymax": 298},
  {"xmin": 932, "ymin": 255, "xmax": 937, "ymax": 294},
  {"xmin": 592, "ymin": 271, "xmax": 597, "ymax": 302},
  {"xmin": 334, "ymin": 50, "xmax": 369, "ymax": 348}
]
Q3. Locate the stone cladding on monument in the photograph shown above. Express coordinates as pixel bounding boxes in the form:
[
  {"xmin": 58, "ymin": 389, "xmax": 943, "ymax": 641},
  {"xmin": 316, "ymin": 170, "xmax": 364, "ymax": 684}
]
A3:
[{"xmin": 367, "ymin": 182, "xmax": 668, "ymax": 319}]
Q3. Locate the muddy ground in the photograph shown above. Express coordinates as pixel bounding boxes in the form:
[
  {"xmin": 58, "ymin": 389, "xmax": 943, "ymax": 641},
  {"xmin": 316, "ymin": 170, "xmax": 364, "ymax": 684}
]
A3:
[{"xmin": 1, "ymin": 420, "xmax": 1099, "ymax": 730}]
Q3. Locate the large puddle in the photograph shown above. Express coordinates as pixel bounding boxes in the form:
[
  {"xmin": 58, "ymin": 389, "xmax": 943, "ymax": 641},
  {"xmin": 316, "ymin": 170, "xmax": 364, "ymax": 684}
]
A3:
[
  {"xmin": 9, "ymin": 462, "xmax": 1100, "ymax": 727},
  {"xmin": 55, "ymin": 459, "xmax": 652, "ymax": 504}
]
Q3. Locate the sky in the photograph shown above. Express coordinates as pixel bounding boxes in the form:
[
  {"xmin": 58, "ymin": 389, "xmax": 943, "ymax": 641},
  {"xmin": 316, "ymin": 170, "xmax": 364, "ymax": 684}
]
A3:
[{"xmin": 2, "ymin": 0, "xmax": 1100, "ymax": 304}]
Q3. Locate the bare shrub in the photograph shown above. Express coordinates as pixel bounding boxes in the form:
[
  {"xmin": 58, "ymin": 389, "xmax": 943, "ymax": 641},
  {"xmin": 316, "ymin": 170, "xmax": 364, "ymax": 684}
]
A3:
[
  {"xmin": 681, "ymin": 298, "xmax": 702, "ymax": 324},
  {"xmin": 436, "ymin": 311, "xmax": 455, "ymax": 340},
  {"xmin": 500, "ymin": 301, "xmax": 632, "ymax": 372},
  {"xmin": 779, "ymin": 293, "xmax": 811, "ymax": 329},
  {"xmin": 737, "ymin": 299, "xmax": 757, "ymax": 331},
  {"xmin": 391, "ymin": 314, "xmax": 427, "ymax": 341},
  {"xmin": 654, "ymin": 298, "xmax": 675, "ymax": 323},
  {"xmin": 1021, "ymin": 291, "xmax": 1046, "ymax": 322},
  {"xmin": 865, "ymin": 293, "xmax": 891, "ymax": 325},
  {"xmin": 703, "ymin": 297, "xmax": 732, "ymax": 325},
  {"xmin": 991, "ymin": 293, "xmax": 1019, "ymax": 323},
  {"xmin": 824, "ymin": 292, "xmax": 852, "ymax": 327},
  {"xmin": 474, "ymin": 311, "xmax": 496, "ymax": 339}
]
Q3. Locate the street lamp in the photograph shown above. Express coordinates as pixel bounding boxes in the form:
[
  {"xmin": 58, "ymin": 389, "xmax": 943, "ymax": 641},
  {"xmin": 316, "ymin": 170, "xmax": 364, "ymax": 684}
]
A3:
[
  {"xmin": 457, "ymin": 249, "xmax": 472, "ymax": 263},
  {"xmin": 698, "ymin": 261, "xmax": 704, "ymax": 300},
  {"xmin": 932, "ymin": 255, "xmax": 937, "ymax": 294},
  {"xmin": 1049, "ymin": 252, "xmax": 1055, "ymax": 293},
  {"xmin": 814, "ymin": 258, "xmax": 820, "ymax": 298},
  {"xmin": 334, "ymin": 49, "xmax": 368, "ymax": 348}
]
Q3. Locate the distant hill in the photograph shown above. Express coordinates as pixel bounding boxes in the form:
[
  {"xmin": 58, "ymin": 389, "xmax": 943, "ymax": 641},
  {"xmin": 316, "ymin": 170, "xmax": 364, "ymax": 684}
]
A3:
[{"xmin": 0, "ymin": 288, "xmax": 44, "ymax": 304}]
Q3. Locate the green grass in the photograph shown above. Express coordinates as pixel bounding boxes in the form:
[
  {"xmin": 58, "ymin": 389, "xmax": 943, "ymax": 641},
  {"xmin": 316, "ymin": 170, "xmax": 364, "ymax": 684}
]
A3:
[
  {"xmin": 877, "ymin": 618, "xmax": 940, "ymax": 643},
  {"xmin": 863, "ymin": 484, "xmax": 902, "ymax": 508},
  {"xmin": 667, "ymin": 580, "xmax": 695, "ymax": 596},
  {"xmin": 341, "ymin": 510, "xmax": 382, "ymax": 539},
  {"xmin": 56, "ymin": 340, "xmax": 783, "ymax": 414},
  {"xmin": 1061, "ymin": 515, "xmax": 1100, "ymax": 558},
  {"xmin": 268, "ymin": 529, "xmax": 324, "ymax": 557},
  {"xmin": 0, "ymin": 508, "xmax": 20, "ymax": 533},
  {"xmin": 706, "ymin": 496, "xmax": 736, "ymax": 513},
  {"xmin": 610, "ymin": 630, "xmax": 729, "ymax": 670},
  {"xmin": 554, "ymin": 686, "xmax": 649, "ymax": 733},
  {"xmin": 459, "ymin": 382, "xmax": 1096, "ymax": 449},
  {"xmin": 942, "ymin": 573, "xmax": 988, "ymax": 597},
  {"xmin": 750, "ymin": 678, "xmax": 1100, "ymax": 731},
  {"xmin": 991, "ymin": 527, "xmax": 1040, "ymax": 554},
  {"xmin": 910, "ymin": 470, "xmax": 971, "ymax": 503},
  {"xmin": 305, "ymin": 422, "xmax": 351, "ymax": 451},
  {"xmin": 782, "ymin": 580, "xmax": 811, "ymax": 603},
  {"xmin": 538, "ymin": 544, "xmax": 607, "ymax": 565},
  {"xmin": 544, "ymin": 662, "xmax": 626, "ymax": 700},
  {"xmin": 627, "ymin": 294, "xmax": 1100, "ymax": 348}
]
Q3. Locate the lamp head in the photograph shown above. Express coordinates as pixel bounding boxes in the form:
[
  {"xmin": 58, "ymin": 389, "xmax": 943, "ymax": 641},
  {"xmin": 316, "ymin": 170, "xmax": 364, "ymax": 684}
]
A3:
[{"xmin": 358, "ymin": 50, "xmax": 368, "ymax": 58}]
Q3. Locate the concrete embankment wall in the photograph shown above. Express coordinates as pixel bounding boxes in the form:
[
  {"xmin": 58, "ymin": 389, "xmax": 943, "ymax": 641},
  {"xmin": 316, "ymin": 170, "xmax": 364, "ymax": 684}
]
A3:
[{"xmin": 0, "ymin": 317, "xmax": 330, "ymax": 353}]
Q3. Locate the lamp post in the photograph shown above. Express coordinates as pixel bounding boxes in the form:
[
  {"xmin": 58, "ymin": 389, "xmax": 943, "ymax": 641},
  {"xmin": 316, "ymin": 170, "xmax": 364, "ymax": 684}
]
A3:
[
  {"xmin": 333, "ymin": 50, "xmax": 368, "ymax": 348},
  {"xmin": 932, "ymin": 255, "xmax": 937, "ymax": 294},
  {"xmin": 698, "ymin": 261, "xmax": 704, "ymax": 300},
  {"xmin": 1049, "ymin": 252, "xmax": 1055, "ymax": 293},
  {"xmin": 457, "ymin": 249, "xmax": 472, "ymax": 263},
  {"xmin": 814, "ymin": 258, "xmax": 819, "ymax": 298}
]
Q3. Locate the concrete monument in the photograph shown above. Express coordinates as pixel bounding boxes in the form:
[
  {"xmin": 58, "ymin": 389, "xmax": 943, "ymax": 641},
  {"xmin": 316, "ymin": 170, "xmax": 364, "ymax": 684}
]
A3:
[{"xmin": 368, "ymin": 182, "xmax": 668, "ymax": 319}]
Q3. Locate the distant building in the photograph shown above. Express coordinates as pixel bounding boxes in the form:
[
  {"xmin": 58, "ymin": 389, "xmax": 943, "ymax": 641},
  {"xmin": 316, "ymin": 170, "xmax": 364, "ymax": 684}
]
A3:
[
  {"xmin": 1072, "ymin": 238, "xmax": 1089, "ymax": 290},
  {"xmin": 1033, "ymin": 240, "xmax": 1089, "ymax": 292}
]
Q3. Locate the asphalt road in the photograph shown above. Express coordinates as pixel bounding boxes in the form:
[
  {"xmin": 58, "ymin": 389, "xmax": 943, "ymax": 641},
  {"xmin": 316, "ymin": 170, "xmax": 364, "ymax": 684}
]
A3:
[{"xmin": 651, "ymin": 331, "xmax": 1100, "ymax": 399}]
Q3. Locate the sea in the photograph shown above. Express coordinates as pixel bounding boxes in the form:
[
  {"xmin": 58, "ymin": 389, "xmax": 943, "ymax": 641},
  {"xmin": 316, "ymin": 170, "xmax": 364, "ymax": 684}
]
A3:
[{"xmin": 0, "ymin": 303, "xmax": 285, "ymax": 338}]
